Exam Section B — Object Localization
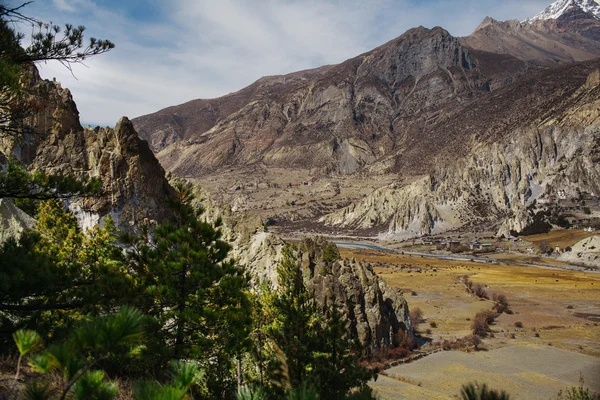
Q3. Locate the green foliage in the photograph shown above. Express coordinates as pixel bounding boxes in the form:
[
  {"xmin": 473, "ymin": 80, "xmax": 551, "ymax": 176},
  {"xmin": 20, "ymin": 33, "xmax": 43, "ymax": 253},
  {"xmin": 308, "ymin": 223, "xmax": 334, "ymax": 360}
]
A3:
[
  {"xmin": 0, "ymin": 2, "xmax": 114, "ymax": 75},
  {"xmin": 238, "ymin": 385, "xmax": 267, "ymax": 400},
  {"xmin": 269, "ymin": 244, "xmax": 322, "ymax": 389},
  {"xmin": 14, "ymin": 329, "xmax": 43, "ymax": 357},
  {"xmin": 21, "ymin": 380, "xmax": 57, "ymax": 400},
  {"xmin": 460, "ymin": 382, "xmax": 511, "ymax": 400},
  {"xmin": 132, "ymin": 360, "xmax": 204, "ymax": 400},
  {"xmin": 0, "ymin": 160, "xmax": 102, "ymax": 214},
  {"xmin": 169, "ymin": 360, "xmax": 204, "ymax": 391},
  {"xmin": 0, "ymin": 201, "xmax": 131, "ymax": 347},
  {"xmin": 313, "ymin": 301, "xmax": 376, "ymax": 399},
  {"xmin": 322, "ymin": 242, "xmax": 340, "ymax": 264},
  {"xmin": 126, "ymin": 191, "xmax": 251, "ymax": 396},
  {"xmin": 555, "ymin": 375, "xmax": 599, "ymax": 400},
  {"xmin": 288, "ymin": 384, "xmax": 319, "ymax": 400},
  {"xmin": 72, "ymin": 370, "xmax": 118, "ymax": 400},
  {"xmin": 18, "ymin": 307, "xmax": 144, "ymax": 400},
  {"xmin": 133, "ymin": 381, "xmax": 188, "ymax": 400}
]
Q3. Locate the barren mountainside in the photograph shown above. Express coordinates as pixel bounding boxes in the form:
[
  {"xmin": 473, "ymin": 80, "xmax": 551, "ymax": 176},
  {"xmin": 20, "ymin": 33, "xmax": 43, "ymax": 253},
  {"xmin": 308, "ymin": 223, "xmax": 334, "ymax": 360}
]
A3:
[
  {"xmin": 133, "ymin": 4, "xmax": 600, "ymax": 179},
  {"xmin": 132, "ymin": 1, "xmax": 600, "ymax": 237}
]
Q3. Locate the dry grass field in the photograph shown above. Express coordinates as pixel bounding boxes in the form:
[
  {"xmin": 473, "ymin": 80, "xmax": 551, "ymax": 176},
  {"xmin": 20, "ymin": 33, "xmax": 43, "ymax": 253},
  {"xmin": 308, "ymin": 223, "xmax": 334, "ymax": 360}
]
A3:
[
  {"xmin": 339, "ymin": 248, "xmax": 600, "ymax": 399},
  {"xmin": 522, "ymin": 229, "xmax": 598, "ymax": 250}
]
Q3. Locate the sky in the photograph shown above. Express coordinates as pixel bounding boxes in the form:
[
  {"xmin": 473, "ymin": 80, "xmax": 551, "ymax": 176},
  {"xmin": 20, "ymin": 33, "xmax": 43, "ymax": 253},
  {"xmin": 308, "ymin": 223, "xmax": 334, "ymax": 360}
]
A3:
[{"xmin": 11, "ymin": 0, "xmax": 553, "ymax": 126}]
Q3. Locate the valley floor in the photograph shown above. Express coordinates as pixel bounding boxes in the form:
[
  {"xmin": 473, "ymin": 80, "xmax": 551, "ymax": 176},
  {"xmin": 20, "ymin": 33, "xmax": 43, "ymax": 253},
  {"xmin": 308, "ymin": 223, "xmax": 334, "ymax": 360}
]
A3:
[{"xmin": 338, "ymin": 248, "xmax": 600, "ymax": 399}]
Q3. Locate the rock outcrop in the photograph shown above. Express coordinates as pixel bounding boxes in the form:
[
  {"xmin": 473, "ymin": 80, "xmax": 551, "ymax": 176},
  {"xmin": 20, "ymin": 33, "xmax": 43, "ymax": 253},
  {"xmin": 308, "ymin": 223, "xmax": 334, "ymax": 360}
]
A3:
[
  {"xmin": 0, "ymin": 199, "xmax": 35, "ymax": 243},
  {"xmin": 188, "ymin": 184, "xmax": 412, "ymax": 347},
  {"xmin": 558, "ymin": 235, "xmax": 600, "ymax": 267},
  {"xmin": 299, "ymin": 237, "xmax": 411, "ymax": 347},
  {"xmin": 1, "ymin": 68, "xmax": 174, "ymax": 230}
]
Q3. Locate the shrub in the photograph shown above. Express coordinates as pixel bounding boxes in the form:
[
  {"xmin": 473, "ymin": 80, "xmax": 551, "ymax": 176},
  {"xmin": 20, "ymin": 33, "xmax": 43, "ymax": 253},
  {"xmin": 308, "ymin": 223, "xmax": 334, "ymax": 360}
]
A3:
[
  {"xmin": 474, "ymin": 284, "xmax": 489, "ymax": 299},
  {"xmin": 472, "ymin": 317, "xmax": 488, "ymax": 337},
  {"xmin": 459, "ymin": 382, "xmax": 511, "ymax": 400},
  {"xmin": 470, "ymin": 335, "xmax": 482, "ymax": 351},
  {"xmin": 514, "ymin": 321, "xmax": 523, "ymax": 328},
  {"xmin": 429, "ymin": 321, "xmax": 437, "ymax": 328},
  {"xmin": 555, "ymin": 374, "xmax": 599, "ymax": 400},
  {"xmin": 493, "ymin": 294, "xmax": 510, "ymax": 314},
  {"xmin": 410, "ymin": 307, "xmax": 424, "ymax": 325},
  {"xmin": 539, "ymin": 240, "xmax": 553, "ymax": 255}
]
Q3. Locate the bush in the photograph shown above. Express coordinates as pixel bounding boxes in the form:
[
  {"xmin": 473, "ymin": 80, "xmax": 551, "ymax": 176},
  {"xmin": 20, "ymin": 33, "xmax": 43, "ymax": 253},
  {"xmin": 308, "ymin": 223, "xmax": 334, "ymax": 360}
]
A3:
[
  {"xmin": 474, "ymin": 284, "xmax": 489, "ymax": 299},
  {"xmin": 493, "ymin": 294, "xmax": 510, "ymax": 314},
  {"xmin": 555, "ymin": 374, "xmax": 598, "ymax": 400},
  {"xmin": 470, "ymin": 335, "xmax": 482, "ymax": 350},
  {"xmin": 472, "ymin": 317, "xmax": 488, "ymax": 337},
  {"xmin": 429, "ymin": 321, "xmax": 437, "ymax": 328},
  {"xmin": 410, "ymin": 307, "xmax": 424, "ymax": 325},
  {"xmin": 514, "ymin": 322, "xmax": 523, "ymax": 328},
  {"xmin": 459, "ymin": 382, "xmax": 511, "ymax": 400}
]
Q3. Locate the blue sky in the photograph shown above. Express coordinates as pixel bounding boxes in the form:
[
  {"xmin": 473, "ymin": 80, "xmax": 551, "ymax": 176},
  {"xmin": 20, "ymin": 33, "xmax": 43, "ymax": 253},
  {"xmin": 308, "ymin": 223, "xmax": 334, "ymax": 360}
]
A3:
[{"xmin": 13, "ymin": 0, "xmax": 552, "ymax": 126}]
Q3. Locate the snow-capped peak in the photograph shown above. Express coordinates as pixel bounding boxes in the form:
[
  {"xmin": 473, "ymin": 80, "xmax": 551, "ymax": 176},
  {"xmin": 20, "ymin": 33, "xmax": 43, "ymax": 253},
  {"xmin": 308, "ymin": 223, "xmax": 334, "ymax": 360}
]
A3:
[{"xmin": 524, "ymin": 0, "xmax": 600, "ymax": 23}]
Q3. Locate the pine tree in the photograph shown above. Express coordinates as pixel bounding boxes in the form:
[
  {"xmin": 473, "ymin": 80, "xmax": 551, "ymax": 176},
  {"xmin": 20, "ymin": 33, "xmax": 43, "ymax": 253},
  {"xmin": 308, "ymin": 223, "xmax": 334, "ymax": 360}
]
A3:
[
  {"xmin": 268, "ymin": 244, "xmax": 323, "ymax": 391},
  {"xmin": 0, "ymin": 200, "xmax": 131, "ymax": 347},
  {"xmin": 126, "ymin": 187, "xmax": 252, "ymax": 397},
  {"xmin": 314, "ymin": 299, "xmax": 376, "ymax": 400}
]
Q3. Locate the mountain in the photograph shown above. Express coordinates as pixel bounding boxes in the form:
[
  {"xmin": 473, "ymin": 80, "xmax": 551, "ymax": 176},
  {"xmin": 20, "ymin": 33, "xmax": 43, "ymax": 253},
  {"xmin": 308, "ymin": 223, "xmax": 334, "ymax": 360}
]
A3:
[
  {"xmin": 136, "ymin": 26, "xmax": 489, "ymax": 176},
  {"xmin": 131, "ymin": 1, "xmax": 600, "ymax": 237},
  {"xmin": 322, "ymin": 61, "xmax": 600, "ymax": 238},
  {"xmin": 463, "ymin": 5, "xmax": 600, "ymax": 67},
  {"xmin": 524, "ymin": 0, "xmax": 600, "ymax": 22},
  {"xmin": 133, "ymin": 3, "xmax": 600, "ymax": 178}
]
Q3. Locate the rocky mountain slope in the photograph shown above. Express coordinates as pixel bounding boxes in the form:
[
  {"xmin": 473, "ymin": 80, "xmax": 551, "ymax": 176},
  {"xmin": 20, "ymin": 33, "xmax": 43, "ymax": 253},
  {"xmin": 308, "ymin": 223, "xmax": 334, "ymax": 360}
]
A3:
[
  {"xmin": 463, "ymin": 5, "xmax": 600, "ymax": 67},
  {"xmin": 133, "ymin": 2, "xmax": 600, "ymax": 179},
  {"xmin": 137, "ymin": 26, "xmax": 490, "ymax": 176},
  {"xmin": 132, "ymin": 0, "xmax": 600, "ymax": 239},
  {"xmin": 558, "ymin": 235, "xmax": 600, "ymax": 267},
  {"xmin": 322, "ymin": 62, "xmax": 600, "ymax": 238}
]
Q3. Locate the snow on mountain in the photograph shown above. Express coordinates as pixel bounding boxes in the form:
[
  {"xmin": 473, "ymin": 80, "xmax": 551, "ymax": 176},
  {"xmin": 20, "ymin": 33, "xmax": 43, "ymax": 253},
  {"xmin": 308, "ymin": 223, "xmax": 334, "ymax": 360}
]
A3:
[{"xmin": 524, "ymin": 0, "xmax": 600, "ymax": 22}]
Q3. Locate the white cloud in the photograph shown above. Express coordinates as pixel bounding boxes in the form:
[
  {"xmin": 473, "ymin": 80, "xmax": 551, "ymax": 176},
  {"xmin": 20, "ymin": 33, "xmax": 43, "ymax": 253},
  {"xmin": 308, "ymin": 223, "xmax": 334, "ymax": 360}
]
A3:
[{"xmin": 24, "ymin": 0, "xmax": 552, "ymax": 126}]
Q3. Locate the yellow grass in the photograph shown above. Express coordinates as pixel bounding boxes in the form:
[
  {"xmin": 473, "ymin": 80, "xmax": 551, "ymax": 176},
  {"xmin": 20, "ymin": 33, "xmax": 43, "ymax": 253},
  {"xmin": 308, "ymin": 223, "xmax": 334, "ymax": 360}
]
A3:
[{"xmin": 340, "ymin": 248, "xmax": 600, "ymax": 356}]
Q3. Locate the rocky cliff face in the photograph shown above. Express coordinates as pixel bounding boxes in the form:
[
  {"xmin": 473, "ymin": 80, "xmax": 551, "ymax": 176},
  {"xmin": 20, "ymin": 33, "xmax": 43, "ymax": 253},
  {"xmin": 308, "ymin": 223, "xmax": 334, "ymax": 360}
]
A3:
[
  {"xmin": 1, "ymin": 68, "xmax": 174, "ymax": 230},
  {"xmin": 322, "ymin": 65, "xmax": 600, "ymax": 238},
  {"xmin": 0, "ymin": 199, "xmax": 35, "ymax": 243}
]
